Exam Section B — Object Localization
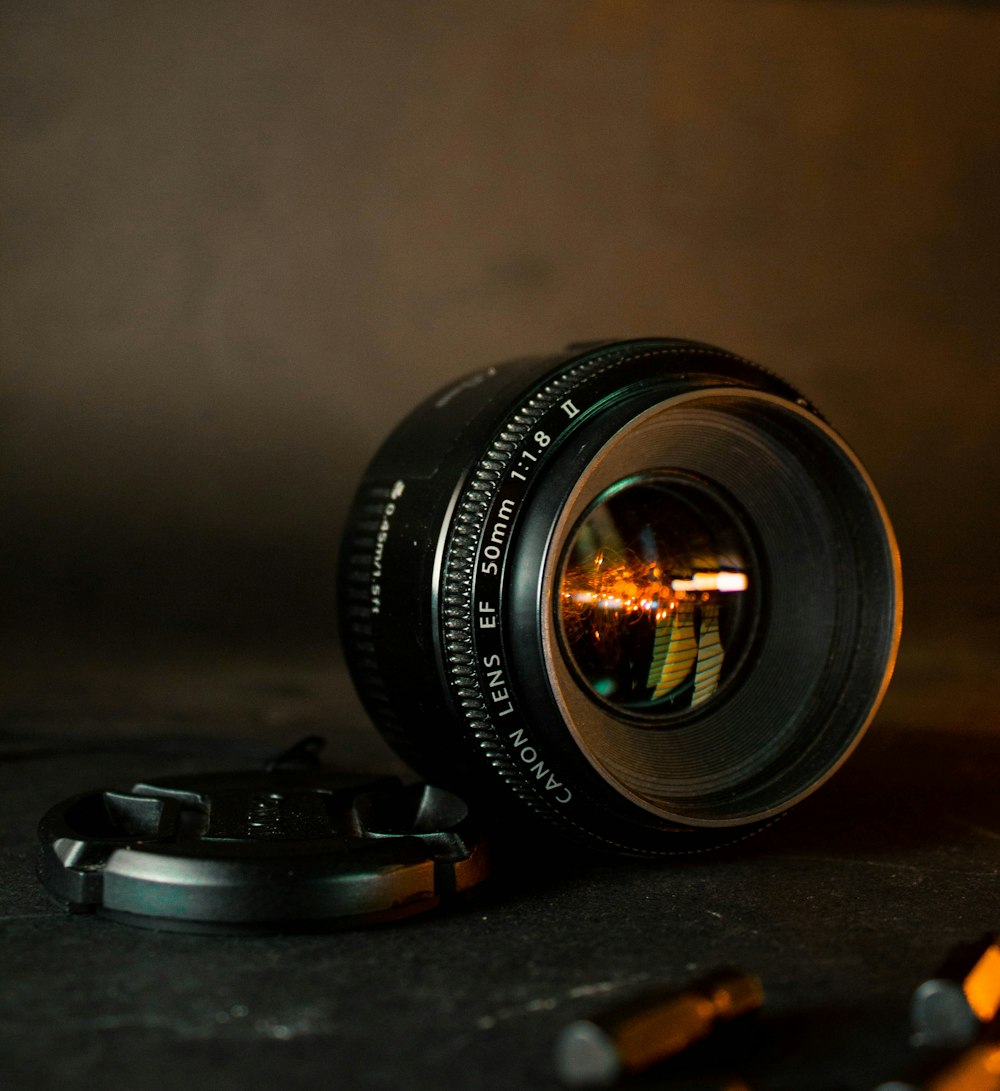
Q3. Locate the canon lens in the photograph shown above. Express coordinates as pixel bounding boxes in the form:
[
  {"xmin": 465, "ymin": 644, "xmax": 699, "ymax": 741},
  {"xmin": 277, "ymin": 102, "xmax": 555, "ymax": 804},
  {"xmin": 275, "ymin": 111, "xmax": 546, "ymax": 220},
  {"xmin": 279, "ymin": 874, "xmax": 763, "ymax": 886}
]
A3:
[{"xmin": 338, "ymin": 339, "xmax": 902, "ymax": 855}]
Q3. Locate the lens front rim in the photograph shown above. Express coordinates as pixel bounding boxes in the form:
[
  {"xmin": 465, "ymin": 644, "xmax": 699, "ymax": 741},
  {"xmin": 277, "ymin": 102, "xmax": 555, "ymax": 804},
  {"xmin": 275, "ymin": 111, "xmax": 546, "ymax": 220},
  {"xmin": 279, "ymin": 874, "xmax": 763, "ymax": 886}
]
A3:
[{"xmin": 520, "ymin": 387, "xmax": 901, "ymax": 828}]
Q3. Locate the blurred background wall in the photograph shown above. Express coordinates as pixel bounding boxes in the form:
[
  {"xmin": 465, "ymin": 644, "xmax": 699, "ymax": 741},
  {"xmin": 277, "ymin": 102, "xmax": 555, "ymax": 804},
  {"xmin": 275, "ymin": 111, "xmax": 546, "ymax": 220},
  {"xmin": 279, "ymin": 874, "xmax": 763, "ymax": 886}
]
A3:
[{"xmin": 2, "ymin": 1, "xmax": 998, "ymax": 725}]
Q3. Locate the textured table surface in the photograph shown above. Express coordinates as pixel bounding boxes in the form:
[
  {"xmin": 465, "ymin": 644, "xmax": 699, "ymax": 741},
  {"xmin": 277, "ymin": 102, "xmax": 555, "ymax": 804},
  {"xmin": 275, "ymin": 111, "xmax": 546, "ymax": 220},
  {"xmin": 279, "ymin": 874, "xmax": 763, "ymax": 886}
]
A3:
[{"xmin": 1, "ymin": 642, "xmax": 997, "ymax": 1091}]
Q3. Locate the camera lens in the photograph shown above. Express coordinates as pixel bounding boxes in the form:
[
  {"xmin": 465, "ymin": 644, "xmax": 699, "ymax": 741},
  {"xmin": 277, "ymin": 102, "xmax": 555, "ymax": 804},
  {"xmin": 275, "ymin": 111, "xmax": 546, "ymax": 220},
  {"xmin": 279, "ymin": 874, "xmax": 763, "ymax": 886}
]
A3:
[{"xmin": 339, "ymin": 339, "xmax": 901, "ymax": 855}]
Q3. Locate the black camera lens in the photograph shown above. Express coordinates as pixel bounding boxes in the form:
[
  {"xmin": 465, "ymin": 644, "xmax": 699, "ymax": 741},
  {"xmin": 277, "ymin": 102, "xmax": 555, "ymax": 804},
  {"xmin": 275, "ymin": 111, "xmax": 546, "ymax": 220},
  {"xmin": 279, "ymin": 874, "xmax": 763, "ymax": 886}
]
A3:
[{"xmin": 339, "ymin": 339, "xmax": 901, "ymax": 855}]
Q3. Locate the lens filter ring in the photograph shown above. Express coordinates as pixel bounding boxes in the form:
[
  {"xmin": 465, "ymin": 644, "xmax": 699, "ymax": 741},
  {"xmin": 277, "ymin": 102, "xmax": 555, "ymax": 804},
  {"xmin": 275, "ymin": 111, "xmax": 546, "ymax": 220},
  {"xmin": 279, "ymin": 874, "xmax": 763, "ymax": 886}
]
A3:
[{"xmin": 526, "ymin": 388, "xmax": 900, "ymax": 831}]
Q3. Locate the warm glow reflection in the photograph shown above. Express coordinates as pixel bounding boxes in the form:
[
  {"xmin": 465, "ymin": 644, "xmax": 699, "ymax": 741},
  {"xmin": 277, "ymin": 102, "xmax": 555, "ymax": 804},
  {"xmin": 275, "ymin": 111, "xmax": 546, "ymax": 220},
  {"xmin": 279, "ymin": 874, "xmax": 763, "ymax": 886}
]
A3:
[
  {"xmin": 557, "ymin": 476, "xmax": 756, "ymax": 710},
  {"xmin": 559, "ymin": 551, "xmax": 749, "ymax": 706},
  {"xmin": 671, "ymin": 571, "xmax": 749, "ymax": 593},
  {"xmin": 561, "ymin": 559, "xmax": 749, "ymax": 621}
]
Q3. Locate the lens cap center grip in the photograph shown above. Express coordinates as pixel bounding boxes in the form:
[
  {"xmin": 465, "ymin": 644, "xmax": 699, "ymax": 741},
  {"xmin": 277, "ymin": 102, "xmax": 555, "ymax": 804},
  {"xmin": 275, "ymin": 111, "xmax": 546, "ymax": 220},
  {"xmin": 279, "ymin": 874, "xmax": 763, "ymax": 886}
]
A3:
[{"xmin": 38, "ymin": 765, "xmax": 489, "ymax": 933}]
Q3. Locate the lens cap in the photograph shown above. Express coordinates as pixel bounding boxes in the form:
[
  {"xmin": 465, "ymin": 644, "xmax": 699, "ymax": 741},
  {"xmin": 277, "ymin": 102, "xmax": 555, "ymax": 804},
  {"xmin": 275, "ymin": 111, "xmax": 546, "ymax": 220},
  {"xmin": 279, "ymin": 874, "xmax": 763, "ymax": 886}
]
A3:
[{"xmin": 38, "ymin": 742, "xmax": 489, "ymax": 933}]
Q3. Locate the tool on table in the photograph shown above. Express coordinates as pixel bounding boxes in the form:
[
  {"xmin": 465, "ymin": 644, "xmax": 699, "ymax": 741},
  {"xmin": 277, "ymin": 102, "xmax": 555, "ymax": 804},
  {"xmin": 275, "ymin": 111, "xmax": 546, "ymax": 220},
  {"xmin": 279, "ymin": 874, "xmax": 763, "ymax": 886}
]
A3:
[
  {"xmin": 911, "ymin": 933, "xmax": 1000, "ymax": 1049},
  {"xmin": 554, "ymin": 969, "xmax": 763, "ymax": 1088}
]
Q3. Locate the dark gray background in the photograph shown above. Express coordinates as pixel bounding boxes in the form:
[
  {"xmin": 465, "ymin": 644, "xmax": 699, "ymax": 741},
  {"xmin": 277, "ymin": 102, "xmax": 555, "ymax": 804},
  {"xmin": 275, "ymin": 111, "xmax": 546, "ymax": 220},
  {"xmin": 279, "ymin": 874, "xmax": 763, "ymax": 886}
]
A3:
[{"xmin": 2, "ymin": 1, "xmax": 998, "ymax": 677}]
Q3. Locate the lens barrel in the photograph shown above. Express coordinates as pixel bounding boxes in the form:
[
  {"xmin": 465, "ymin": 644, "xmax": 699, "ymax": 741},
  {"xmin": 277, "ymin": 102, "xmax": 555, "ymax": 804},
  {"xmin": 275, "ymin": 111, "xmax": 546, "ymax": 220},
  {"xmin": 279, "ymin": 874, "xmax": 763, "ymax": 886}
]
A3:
[{"xmin": 338, "ymin": 339, "xmax": 901, "ymax": 855}]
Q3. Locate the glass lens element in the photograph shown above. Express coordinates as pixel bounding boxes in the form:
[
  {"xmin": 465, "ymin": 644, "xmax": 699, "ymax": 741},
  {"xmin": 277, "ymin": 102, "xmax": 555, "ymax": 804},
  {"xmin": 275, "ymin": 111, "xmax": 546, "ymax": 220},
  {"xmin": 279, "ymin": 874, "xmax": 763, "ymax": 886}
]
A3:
[{"xmin": 557, "ymin": 475, "xmax": 757, "ymax": 716}]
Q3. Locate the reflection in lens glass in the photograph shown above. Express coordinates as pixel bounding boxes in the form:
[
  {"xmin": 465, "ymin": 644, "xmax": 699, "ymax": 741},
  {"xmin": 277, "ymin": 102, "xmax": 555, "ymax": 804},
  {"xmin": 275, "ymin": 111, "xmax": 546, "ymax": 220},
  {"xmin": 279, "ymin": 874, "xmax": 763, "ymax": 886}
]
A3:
[{"xmin": 557, "ymin": 475, "xmax": 756, "ymax": 715}]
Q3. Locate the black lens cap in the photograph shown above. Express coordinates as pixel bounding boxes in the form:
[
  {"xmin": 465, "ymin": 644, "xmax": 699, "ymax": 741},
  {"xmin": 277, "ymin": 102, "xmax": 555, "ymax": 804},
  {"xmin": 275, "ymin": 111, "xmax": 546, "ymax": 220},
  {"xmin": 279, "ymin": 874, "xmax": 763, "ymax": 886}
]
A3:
[{"xmin": 38, "ymin": 746, "xmax": 489, "ymax": 933}]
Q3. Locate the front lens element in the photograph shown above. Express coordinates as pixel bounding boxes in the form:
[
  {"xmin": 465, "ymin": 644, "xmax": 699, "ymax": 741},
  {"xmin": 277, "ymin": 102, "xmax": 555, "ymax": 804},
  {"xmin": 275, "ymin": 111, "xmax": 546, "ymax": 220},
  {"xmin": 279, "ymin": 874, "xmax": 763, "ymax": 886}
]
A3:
[{"xmin": 557, "ymin": 475, "xmax": 757, "ymax": 716}]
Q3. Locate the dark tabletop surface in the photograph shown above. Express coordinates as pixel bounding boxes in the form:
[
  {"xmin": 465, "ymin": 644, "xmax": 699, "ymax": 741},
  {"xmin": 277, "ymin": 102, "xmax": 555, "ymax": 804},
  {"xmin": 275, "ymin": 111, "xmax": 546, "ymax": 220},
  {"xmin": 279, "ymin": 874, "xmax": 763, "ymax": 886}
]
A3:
[{"xmin": 1, "ymin": 639, "xmax": 997, "ymax": 1091}]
